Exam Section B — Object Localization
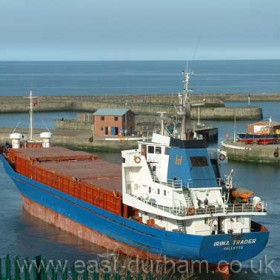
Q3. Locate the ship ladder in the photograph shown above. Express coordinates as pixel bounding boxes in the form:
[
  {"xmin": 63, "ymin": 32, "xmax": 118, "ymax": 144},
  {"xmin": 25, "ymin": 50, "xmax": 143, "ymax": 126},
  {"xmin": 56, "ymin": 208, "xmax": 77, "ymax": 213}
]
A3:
[
  {"xmin": 183, "ymin": 188, "xmax": 194, "ymax": 207},
  {"xmin": 177, "ymin": 220, "xmax": 186, "ymax": 233},
  {"xmin": 147, "ymin": 162, "xmax": 160, "ymax": 182}
]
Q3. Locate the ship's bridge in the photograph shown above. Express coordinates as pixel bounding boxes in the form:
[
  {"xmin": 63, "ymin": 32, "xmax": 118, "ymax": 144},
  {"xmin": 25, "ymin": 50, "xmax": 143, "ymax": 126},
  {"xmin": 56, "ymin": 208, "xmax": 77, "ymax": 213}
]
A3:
[
  {"xmin": 140, "ymin": 133, "xmax": 217, "ymax": 188},
  {"xmin": 167, "ymin": 147, "xmax": 218, "ymax": 188}
]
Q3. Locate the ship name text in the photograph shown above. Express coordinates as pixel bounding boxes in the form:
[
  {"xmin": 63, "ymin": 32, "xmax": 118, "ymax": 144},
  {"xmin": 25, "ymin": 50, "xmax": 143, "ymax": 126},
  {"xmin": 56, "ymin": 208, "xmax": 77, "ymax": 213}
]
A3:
[{"xmin": 214, "ymin": 238, "xmax": 256, "ymax": 247}]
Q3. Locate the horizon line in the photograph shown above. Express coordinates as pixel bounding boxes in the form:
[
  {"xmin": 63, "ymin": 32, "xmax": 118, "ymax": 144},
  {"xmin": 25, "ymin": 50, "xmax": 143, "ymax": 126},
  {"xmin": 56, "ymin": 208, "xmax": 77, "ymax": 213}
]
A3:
[{"xmin": 0, "ymin": 58, "xmax": 280, "ymax": 63}]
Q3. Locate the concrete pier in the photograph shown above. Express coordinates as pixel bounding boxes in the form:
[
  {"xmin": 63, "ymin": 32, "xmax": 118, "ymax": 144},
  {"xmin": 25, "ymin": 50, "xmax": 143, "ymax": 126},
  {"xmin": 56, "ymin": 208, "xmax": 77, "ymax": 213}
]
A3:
[
  {"xmin": 0, "ymin": 94, "xmax": 263, "ymax": 120},
  {"xmin": 221, "ymin": 140, "xmax": 280, "ymax": 163}
]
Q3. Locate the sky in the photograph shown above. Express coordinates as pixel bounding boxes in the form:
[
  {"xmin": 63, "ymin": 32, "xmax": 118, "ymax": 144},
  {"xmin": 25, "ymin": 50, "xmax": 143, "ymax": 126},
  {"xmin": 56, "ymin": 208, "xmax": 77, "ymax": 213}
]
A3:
[{"xmin": 0, "ymin": 0, "xmax": 279, "ymax": 61}]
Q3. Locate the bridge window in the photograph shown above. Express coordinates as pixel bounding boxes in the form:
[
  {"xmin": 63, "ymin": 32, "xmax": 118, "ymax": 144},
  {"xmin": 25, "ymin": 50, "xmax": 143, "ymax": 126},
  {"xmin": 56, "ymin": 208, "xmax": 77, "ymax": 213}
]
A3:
[
  {"xmin": 155, "ymin": 147, "xmax": 162, "ymax": 154},
  {"xmin": 190, "ymin": 156, "xmax": 208, "ymax": 167},
  {"xmin": 148, "ymin": 146, "xmax": 154, "ymax": 153}
]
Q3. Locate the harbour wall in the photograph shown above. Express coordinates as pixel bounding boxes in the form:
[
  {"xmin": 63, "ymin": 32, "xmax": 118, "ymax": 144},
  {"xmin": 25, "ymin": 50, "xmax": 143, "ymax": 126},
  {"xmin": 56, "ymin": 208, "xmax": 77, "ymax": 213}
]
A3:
[
  {"xmin": 0, "ymin": 95, "xmax": 223, "ymax": 114},
  {"xmin": 73, "ymin": 102, "xmax": 262, "ymax": 120},
  {"xmin": 0, "ymin": 127, "xmax": 138, "ymax": 151},
  {"xmin": 0, "ymin": 94, "xmax": 264, "ymax": 120},
  {"xmin": 56, "ymin": 120, "xmax": 93, "ymax": 131}
]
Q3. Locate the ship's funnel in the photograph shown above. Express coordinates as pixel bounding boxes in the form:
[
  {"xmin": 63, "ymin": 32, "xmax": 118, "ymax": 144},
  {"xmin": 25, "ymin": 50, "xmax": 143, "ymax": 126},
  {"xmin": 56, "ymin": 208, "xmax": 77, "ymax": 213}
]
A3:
[
  {"xmin": 40, "ymin": 132, "xmax": 52, "ymax": 148},
  {"xmin": 9, "ymin": 133, "xmax": 22, "ymax": 149}
]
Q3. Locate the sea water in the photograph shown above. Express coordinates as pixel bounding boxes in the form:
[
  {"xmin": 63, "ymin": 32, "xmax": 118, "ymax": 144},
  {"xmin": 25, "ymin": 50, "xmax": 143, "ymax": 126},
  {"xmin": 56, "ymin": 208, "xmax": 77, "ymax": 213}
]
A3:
[{"xmin": 0, "ymin": 60, "xmax": 280, "ymax": 96}]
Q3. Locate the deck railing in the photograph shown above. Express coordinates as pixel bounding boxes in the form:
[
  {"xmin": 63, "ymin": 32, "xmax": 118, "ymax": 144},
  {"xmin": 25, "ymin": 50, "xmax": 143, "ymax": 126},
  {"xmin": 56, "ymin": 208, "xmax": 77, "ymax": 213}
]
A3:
[
  {"xmin": 186, "ymin": 178, "xmax": 222, "ymax": 188},
  {"xmin": 167, "ymin": 178, "xmax": 183, "ymax": 188},
  {"xmin": 136, "ymin": 195, "xmax": 267, "ymax": 217},
  {"xmin": 151, "ymin": 177, "xmax": 222, "ymax": 189}
]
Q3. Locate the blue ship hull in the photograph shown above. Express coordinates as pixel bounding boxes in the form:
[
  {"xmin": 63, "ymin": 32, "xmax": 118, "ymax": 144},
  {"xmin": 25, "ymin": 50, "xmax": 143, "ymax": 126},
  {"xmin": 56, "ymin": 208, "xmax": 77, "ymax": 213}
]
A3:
[{"xmin": 0, "ymin": 155, "xmax": 269, "ymax": 264}]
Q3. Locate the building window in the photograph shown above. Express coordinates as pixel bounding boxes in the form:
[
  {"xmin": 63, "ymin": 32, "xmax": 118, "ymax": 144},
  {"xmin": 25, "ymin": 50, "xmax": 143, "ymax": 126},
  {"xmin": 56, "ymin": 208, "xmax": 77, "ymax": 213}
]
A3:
[
  {"xmin": 149, "ymin": 187, "xmax": 151, "ymax": 193},
  {"xmin": 114, "ymin": 116, "xmax": 118, "ymax": 121},
  {"xmin": 101, "ymin": 116, "xmax": 105, "ymax": 121},
  {"xmin": 101, "ymin": 126, "xmax": 104, "ymax": 131},
  {"xmin": 157, "ymin": 189, "xmax": 160, "ymax": 195},
  {"xmin": 164, "ymin": 190, "xmax": 166, "ymax": 196},
  {"xmin": 155, "ymin": 147, "xmax": 161, "ymax": 154},
  {"xmin": 148, "ymin": 146, "xmax": 154, "ymax": 153},
  {"xmin": 152, "ymin": 166, "xmax": 156, "ymax": 172},
  {"xmin": 164, "ymin": 147, "xmax": 169, "ymax": 155}
]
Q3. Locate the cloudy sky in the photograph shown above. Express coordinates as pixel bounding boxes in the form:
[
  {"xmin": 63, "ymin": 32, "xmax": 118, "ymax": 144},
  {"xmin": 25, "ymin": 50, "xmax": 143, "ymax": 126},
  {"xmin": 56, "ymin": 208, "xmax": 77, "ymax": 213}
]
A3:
[{"xmin": 0, "ymin": 0, "xmax": 279, "ymax": 60}]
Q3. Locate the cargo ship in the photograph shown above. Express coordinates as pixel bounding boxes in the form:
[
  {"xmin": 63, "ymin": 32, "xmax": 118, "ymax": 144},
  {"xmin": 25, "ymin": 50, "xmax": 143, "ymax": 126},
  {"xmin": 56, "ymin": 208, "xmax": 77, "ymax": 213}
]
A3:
[{"xmin": 0, "ymin": 74, "xmax": 269, "ymax": 274}]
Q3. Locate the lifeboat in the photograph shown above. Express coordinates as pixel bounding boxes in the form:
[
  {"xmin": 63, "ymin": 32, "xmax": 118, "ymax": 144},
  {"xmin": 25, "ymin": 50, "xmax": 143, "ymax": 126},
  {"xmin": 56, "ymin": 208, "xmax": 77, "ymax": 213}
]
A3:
[{"xmin": 231, "ymin": 187, "xmax": 254, "ymax": 203}]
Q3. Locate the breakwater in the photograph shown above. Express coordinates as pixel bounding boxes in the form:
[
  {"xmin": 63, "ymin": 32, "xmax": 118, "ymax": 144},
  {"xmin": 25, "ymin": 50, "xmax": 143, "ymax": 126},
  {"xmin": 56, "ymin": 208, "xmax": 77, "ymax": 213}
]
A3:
[{"xmin": 0, "ymin": 94, "xmax": 264, "ymax": 120}]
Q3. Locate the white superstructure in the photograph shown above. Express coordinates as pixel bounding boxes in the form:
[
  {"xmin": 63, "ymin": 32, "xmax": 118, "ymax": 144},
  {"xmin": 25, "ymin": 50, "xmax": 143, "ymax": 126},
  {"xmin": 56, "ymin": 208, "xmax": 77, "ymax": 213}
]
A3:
[{"xmin": 121, "ymin": 71, "xmax": 267, "ymax": 236}]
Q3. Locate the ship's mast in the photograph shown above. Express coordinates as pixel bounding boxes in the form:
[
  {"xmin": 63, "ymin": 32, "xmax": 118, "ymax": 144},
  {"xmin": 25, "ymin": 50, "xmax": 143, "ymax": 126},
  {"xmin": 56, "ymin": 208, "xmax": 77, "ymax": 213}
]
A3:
[
  {"xmin": 157, "ymin": 111, "xmax": 166, "ymax": 135},
  {"xmin": 178, "ymin": 71, "xmax": 192, "ymax": 140},
  {"xmin": 27, "ymin": 89, "xmax": 39, "ymax": 141},
  {"xmin": 29, "ymin": 89, "xmax": 34, "ymax": 141}
]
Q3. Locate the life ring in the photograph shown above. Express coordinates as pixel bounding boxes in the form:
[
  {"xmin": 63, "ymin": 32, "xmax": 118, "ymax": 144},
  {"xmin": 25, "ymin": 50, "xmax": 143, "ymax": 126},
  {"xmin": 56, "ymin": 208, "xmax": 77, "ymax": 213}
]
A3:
[
  {"xmin": 187, "ymin": 206, "xmax": 195, "ymax": 215},
  {"xmin": 255, "ymin": 202, "xmax": 263, "ymax": 212},
  {"xmin": 134, "ymin": 156, "xmax": 141, "ymax": 164},
  {"xmin": 274, "ymin": 151, "xmax": 279, "ymax": 158},
  {"xmin": 219, "ymin": 153, "xmax": 226, "ymax": 161}
]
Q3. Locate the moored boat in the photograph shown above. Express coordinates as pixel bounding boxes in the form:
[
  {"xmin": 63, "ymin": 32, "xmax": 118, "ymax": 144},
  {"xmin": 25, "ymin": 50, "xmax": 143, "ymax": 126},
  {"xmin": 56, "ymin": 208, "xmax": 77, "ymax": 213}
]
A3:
[{"xmin": 237, "ymin": 118, "xmax": 280, "ymax": 145}]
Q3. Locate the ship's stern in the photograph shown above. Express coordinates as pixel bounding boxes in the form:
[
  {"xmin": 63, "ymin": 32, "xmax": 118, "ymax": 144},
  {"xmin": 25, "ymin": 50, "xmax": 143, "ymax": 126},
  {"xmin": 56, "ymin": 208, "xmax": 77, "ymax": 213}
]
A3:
[{"xmin": 199, "ymin": 223, "xmax": 269, "ymax": 264}]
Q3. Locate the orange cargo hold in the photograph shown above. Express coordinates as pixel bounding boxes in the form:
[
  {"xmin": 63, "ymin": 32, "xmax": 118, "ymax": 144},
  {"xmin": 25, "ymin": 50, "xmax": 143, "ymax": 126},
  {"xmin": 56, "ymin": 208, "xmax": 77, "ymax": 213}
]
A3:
[{"xmin": 7, "ymin": 147, "xmax": 123, "ymax": 216}]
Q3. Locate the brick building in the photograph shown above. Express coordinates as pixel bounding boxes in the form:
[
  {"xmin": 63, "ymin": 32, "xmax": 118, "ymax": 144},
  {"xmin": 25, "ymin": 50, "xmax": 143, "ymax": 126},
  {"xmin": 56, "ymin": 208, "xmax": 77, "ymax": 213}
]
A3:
[{"xmin": 93, "ymin": 108, "xmax": 135, "ymax": 137}]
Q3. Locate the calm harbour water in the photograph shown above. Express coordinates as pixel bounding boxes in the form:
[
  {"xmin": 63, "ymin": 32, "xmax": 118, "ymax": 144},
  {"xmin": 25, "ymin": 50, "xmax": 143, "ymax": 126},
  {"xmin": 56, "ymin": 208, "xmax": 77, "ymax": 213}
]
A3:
[{"xmin": 0, "ymin": 61, "xmax": 280, "ymax": 279}]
